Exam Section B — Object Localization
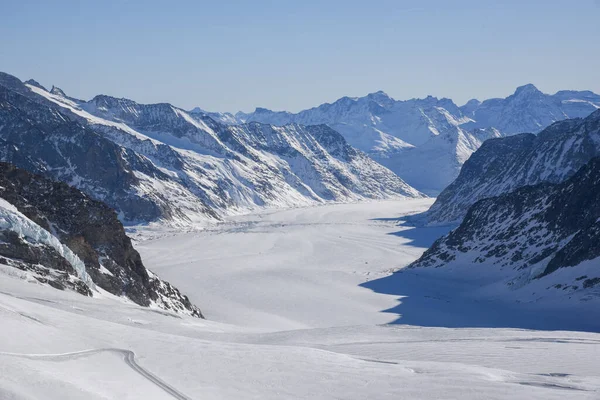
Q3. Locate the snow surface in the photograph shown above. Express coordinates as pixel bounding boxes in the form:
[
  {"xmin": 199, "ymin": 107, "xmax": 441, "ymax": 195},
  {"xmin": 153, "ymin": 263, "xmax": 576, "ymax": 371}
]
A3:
[{"xmin": 1, "ymin": 200, "xmax": 599, "ymax": 399}]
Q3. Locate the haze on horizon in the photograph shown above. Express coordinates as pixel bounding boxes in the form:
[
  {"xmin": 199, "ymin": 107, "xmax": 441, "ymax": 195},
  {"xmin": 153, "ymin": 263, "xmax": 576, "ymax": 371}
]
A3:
[{"xmin": 2, "ymin": 0, "xmax": 599, "ymax": 113}]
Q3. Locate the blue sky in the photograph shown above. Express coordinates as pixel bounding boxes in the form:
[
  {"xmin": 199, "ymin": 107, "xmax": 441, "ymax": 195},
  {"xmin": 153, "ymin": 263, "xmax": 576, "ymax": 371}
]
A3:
[{"xmin": 2, "ymin": 0, "xmax": 599, "ymax": 112}]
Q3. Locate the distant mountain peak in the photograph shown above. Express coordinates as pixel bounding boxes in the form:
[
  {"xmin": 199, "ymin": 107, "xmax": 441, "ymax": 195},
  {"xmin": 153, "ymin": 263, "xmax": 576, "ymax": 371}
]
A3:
[
  {"xmin": 24, "ymin": 79, "xmax": 46, "ymax": 91},
  {"xmin": 50, "ymin": 85, "xmax": 67, "ymax": 97},
  {"xmin": 254, "ymin": 107, "xmax": 275, "ymax": 113},
  {"xmin": 364, "ymin": 90, "xmax": 394, "ymax": 107},
  {"xmin": 513, "ymin": 83, "xmax": 542, "ymax": 96},
  {"xmin": 367, "ymin": 90, "xmax": 392, "ymax": 99},
  {"xmin": 463, "ymin": 98, "xmax": 481, "ymax": 107}
]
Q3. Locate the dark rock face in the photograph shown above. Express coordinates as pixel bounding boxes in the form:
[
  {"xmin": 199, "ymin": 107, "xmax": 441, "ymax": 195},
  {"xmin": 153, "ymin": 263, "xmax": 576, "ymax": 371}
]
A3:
[
  {"xmin": 411, "ymin": 157, "xmax": 600, "ymax": 297},
  {"xmin": 0, "ymin": 230, "xmax": 92, "ymax": 296},
  {"xmin": 428, "ymin": 110, "xmax": 600, "ymax": 224},
  {"xmin": 0, "ymin": 162, "xmax": 203, "ymax": 317}
]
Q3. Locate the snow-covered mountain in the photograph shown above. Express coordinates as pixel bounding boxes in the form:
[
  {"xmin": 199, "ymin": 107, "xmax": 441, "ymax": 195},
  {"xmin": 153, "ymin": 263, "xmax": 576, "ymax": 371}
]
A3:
[
  {"xmin": 379, "ymin": 126, "xmax": 502, "ymax": 195},
  {"xmin": 0, "ymin": 72, "xmax": 421, "ymax": 227},
  {"xmin": 461, "ymin": 84, "xmax": 600, "ymax": 134},
  {"xmin": 428, "ymin": 110, "xmax": 600, "ymax": 225},
  {"xmin": 216, "ymin": 85, "xmax": 600, "ymax": 194},
  {"xmin": 0, "ymin": 162, "xmax": 202, "ymax": 317},
  {"xmin": 409, "ymin": 157, "xmax": 600, "ymax": 304}
]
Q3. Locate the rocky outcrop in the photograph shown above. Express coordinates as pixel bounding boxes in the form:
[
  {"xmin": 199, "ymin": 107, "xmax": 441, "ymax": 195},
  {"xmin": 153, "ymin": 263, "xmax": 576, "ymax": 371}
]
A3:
[
  {"xmin": 0, "ymin": 230, "xmax": 92, "ymax": 296},
  {"xmin": 0, "ymin": 162, "xmax": 203, "ymax": 317}
]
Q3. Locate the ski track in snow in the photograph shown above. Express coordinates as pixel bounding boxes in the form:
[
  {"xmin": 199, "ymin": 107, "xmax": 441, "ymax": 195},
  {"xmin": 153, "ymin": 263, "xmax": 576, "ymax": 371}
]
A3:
[{"xmin": 0, "ymin": 349, "xmax": 191, "ymax": 400}]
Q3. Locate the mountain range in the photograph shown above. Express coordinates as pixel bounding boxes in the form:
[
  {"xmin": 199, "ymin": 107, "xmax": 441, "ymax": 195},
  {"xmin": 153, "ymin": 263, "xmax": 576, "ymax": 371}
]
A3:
[
  {"xmin": 199, "ymin": 85, "xmax": 600, "ymax": 194},
  {"xmin": 0, "ymin": 72, "xmax": 421, "ymax": 227},
  {"xmin": 3, "ymin": 70, "xmax": 600, "ymax": 311}
]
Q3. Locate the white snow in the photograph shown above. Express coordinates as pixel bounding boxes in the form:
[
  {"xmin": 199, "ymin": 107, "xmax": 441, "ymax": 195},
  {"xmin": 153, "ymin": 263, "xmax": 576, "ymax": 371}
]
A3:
[{"xmin": 1, "ymin": 199, "xmax": 599, "ymax": 399}]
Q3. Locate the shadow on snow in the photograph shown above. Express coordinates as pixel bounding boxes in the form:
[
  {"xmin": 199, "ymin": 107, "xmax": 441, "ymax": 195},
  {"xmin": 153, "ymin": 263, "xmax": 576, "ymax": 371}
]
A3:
[{"xmin": 362, "ymin": 216, "xmax": 600, "ymax": 333}]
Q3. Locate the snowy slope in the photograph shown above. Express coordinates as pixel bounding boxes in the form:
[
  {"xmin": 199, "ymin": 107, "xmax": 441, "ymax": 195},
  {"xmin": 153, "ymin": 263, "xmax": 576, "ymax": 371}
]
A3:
[
  {"xmin": 224, "ymin": 85, "xmax": 600, "ymax": 194},
  {"xmin": 428, "ymin": 110, "xmax": 600, "ymax": 224},
  {"xmin": 1, "ymin": 199, "xmax": 599, "ymax": 399},
  {"xmin": 0, "ymin": 72, "xmax": 421, "ymax": 227}
]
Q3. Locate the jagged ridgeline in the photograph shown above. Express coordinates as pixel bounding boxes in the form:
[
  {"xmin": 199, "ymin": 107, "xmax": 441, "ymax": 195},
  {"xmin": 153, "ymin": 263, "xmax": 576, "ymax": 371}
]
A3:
[
  {"xmin": 410, "ymin": 156, "xmax": 600, "ymax": 300},
  {"xmin": 227, "ymin": 85, "xmax": 600, "ymax": 194},
  {"xmin": 0, "ymin": 72, "xmax": 421, "ymax": 227},
  {"xmin": 428, "ymin": 109, "xmax": 600, "ymax": 225},
  {"xmin": 0, "ymin": 162, "xmax": 203, "ymax": 317}
]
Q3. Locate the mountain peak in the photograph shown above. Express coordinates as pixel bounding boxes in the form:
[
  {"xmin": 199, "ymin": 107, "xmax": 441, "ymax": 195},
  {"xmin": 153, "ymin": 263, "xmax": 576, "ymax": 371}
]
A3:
[
  {"xmin": 367, "ymin": 90, "xmax": 390, "ymax": 97},
  {"xmin": 24, "ymin": 79, "xmax": 47, "ymax": 91},
  {"xmin": 365, "ymin": 90, "xmax": 394, "ymax": 104},
  {"xmin": 463, "ymin": 98, "xmax": 481, "ymax": 107},
  {"xmin": 254, "ymin": 107, "xmax": 274, "ymax": 113},
  {"xmin": 50, "ymin": 85, "xmax": 67, "ymax": 97},
  {"xmin": 513, "ymin": 83, "xmax": 542, "ymax": 96}
]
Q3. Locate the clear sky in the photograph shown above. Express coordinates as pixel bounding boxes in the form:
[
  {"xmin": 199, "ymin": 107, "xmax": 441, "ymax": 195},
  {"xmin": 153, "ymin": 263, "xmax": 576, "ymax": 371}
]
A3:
[{"xmin": 2, "ymin": 0, "xmax": 599, "ymax": 112}]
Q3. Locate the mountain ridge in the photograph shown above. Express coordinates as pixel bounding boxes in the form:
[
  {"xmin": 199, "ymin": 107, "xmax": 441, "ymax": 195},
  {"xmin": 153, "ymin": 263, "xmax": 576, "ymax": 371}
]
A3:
[
  {"xmin": 409, "ymin": 156, "xmax": 600, "ymax": 304},
  {"xmin": 427, "ymin": 110, "xmax": 600, "ymax": 225}
]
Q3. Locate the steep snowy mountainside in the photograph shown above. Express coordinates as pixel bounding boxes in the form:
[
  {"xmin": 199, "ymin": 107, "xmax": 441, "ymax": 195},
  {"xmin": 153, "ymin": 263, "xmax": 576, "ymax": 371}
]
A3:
[
  {"xmin": 69, "ymin": 89, "xmax": 421, "ymax": 201},
  {"xmin": 428, "ymin": 110, "xmax": 600, "ymax": 224},
  {"xmin": 238, "ymin": 92, "xmax": 470, "ymax": 150},
  {"xmin": 0, "ymin": 72, "xmax": 420, "ymax": 227},
  {"xmin": 380, "ymin": 126, "xmax": 502, "ymax": 195},
  {"xmin": 410, "ymin": 157, "xmax": 600, "ymax": 304},
  {"xmin": 0, "ymin": 162, "xmax": 202, "ymax": 317},
  {"xmin": 236, "ymin": 93, "xmax": 483, "ymax": 193},
  {"xmin": 0, "ymin": 73, "xmax": 192, "ymax": 224}
]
